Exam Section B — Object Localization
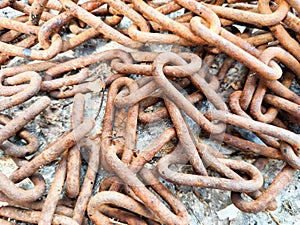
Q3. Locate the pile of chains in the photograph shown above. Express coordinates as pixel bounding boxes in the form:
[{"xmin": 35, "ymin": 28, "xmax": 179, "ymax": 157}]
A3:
[{"xmin": 0, "ymin": 0, "xmax": 300, "ymax": 224}]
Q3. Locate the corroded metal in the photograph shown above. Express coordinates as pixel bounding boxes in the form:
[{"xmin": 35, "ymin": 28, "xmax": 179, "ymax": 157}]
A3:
[{"xmin": 1, "ymin": 0, "xmax": 300, "ymax": 223}]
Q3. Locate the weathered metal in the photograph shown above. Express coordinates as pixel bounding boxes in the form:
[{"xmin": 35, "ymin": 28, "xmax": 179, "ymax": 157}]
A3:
[{"xmin": 1, "ymin": 0, "xmax": 300, "ymax": 223}]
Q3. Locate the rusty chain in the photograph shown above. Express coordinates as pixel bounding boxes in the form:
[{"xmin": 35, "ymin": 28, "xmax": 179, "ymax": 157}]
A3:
[{"xmin": 0, "ymin": 0, "xmax": 300, "ymax": 224}]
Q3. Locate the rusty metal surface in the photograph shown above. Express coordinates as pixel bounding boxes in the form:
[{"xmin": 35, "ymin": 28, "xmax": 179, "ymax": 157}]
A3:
[{"xmin": 0, "ymin": 0, "xmax": 300, "ymax": 224}]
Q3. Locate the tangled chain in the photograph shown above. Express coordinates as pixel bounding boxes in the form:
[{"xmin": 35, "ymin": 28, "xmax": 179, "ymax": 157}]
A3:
[{"xmin": 0, "ymin": 0, "xmax": 300, "ymax": 224}]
